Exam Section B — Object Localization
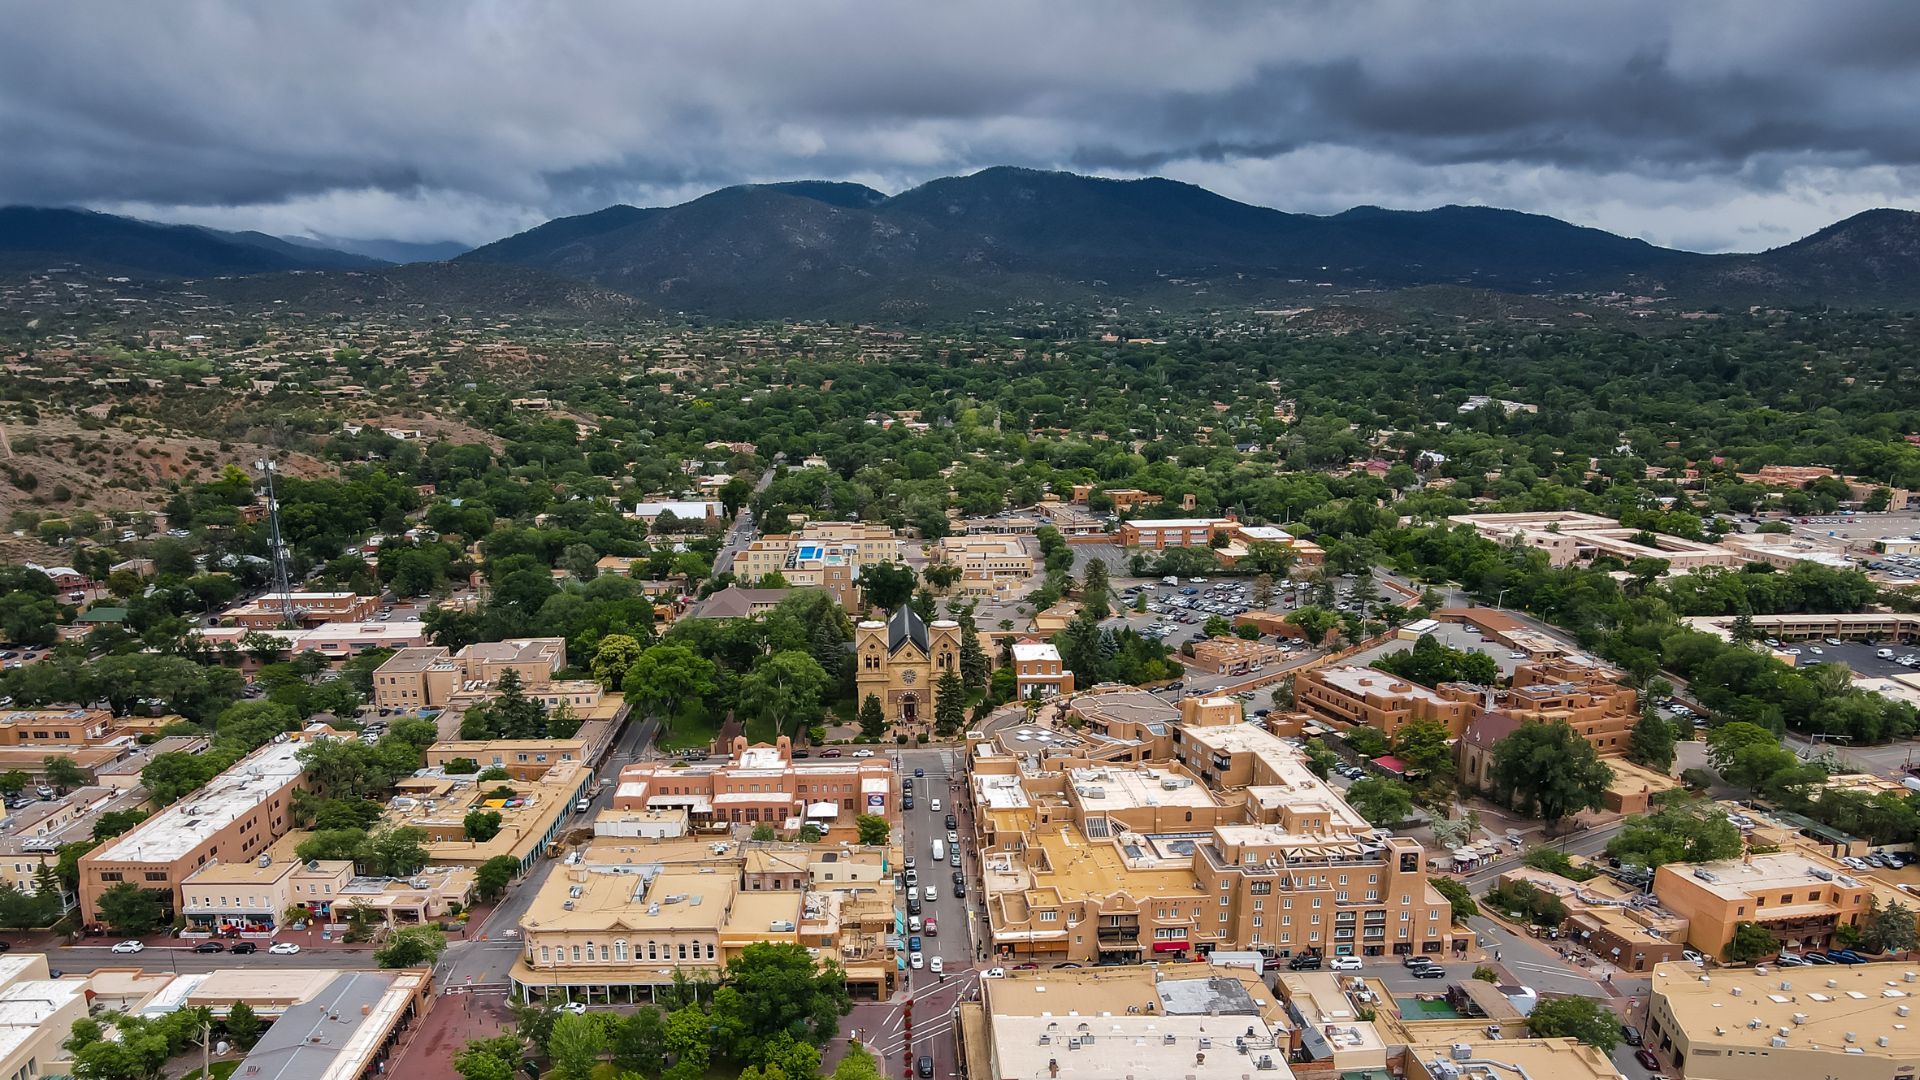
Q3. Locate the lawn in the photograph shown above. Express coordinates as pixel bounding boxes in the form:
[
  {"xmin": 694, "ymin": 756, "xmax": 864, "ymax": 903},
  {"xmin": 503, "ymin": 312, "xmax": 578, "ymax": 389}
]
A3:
[
  {"xmin": 654, "ymin": 702, "xmax": 724, "ymax": 752},
  {"xmin": 178, "ymin": 1062, "xmax": 241, "ymax": 1080}
]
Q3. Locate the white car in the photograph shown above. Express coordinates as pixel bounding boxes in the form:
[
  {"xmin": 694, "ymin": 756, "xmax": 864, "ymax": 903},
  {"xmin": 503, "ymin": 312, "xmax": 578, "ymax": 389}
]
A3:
[
  {"xmin": 929, "ymin": 956, "xmax": 944, "ymax": 975},
  {"xmin": 268, "ymin": 942, "xmax": 301, "ymax": 955},
  {"xmin": 111, "ymin": 940, "xmax": 144, "ymax": 954},
  {"xmin": 910, "ymin": 952, "xmax": 925, "ymax": 969},
  {"xmin": 930, "ymin": 800, "xmax": 942, "ymax": 812},
  {"xmin": 948, "ymin": 831, "xmax": 959, "ymax": 845},
  {"xmin": 982, "ymin": 967, "xmax": 1007, "ymax": 978},
  {"xmin": 557, "ymin": 1001, "xmax": 588, "ymax": 1014},
  {"xmin": 1329, "ymin": 956, "xmax": 1363, "ymax": 971},
  {"xmin": 853, "ymin": 749, "xmax": 874, "ymax": 758},
  {"xmin": 925, "ymin": 886, "xmax": 939, "ymax": 901}
]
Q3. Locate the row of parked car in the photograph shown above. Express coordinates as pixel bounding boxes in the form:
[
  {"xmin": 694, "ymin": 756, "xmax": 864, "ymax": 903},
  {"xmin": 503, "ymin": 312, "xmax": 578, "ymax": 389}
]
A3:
[{"xmin": 1774, "ymin": 948, "xmax": 1872, "ymax": 966}]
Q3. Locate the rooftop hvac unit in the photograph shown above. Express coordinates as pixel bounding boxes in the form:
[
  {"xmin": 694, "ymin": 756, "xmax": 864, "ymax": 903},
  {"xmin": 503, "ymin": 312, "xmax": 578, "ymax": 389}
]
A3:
[{"xmin": 1451, "ymin": 1044, "xmax": 1474, "ymax": 1061}]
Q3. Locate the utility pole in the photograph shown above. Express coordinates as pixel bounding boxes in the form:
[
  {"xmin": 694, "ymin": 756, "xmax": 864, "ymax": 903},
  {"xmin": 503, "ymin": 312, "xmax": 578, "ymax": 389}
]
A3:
[
  {"xmin": 256, "ymin": 458, "xmax": 295, "ymax": 625},
  {"xmin": 202, "ymin": 1017, "xmax": 210, "ymax": 1080}
]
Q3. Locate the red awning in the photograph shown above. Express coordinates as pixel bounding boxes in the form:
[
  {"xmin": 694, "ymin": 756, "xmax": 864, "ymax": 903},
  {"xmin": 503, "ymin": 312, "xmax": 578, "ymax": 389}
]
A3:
[{"xmin": 1152, "ymin": 940, "xmax": 1188, "ymax": 952}]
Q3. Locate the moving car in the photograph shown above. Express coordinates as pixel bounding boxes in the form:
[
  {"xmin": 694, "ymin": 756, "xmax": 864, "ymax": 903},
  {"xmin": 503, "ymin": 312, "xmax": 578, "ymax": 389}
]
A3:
[
  {"xmin": 1635, "ymin": 1049, "xmax": 1661, "ymax": 1071},
  {"xmin": 914, "ymin": 768, "xmax": 925, "ymax": 778},
  {"xmin": 1402, "ymin": 954, "xmax": 1434, "ymax": 968},
  {"xmin": 558, "ymin": 1002, "xmax": 588, "ymax": 1015},
  {"xmin": 982, "ymin": 967, "xmax": 1006, "ymax": 978},
  {"xmin": 931, "ymin": 800, "xmax": 942, "ymax": 811},
  {"xmin": 111, "ymin": 940, "xmax": 144, "ymax": 954},
  {"xmin": 1411, "ymin": 965, "xmax": 1447, "ymax": 980},
  {"xmin": 917, "ymin": 1055, "xmax": 934, "ymax": 1078},
  {"xmin": 268, "ymin": 942, "xmax": 301, "ymax": 955},
  {"xmin": 910, "ymin": 952, "xmax": 924, "ymax": 969},
  {"xmin": 853, "ymin": 749, "xmax": 874, "ymax": 758},
  {"xmin": 1329, "ymin": 956, "xmax": 1362, "ymax": 971}
]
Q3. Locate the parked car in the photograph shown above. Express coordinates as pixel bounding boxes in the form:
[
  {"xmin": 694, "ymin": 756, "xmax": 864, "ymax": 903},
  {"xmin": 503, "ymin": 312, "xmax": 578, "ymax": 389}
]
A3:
[
  {"xmin": 930, "ymin": 956, "xmax": 944, "ymax": 974},
  {"xmin": 1402, "ymin": 954, "xmax": 1434, "ymax": 968},
  {"xmin": 910, "ymin": 952, "xmax": 924, "ymax": 969},
  {"xmin": 1622, "ymin": 1025, "xmax": 1643, "ymax": 1046},
  {"xmin": 1827, "ymin": 950, "xmax": 1867, "ymax": 965},
  {"xmin": 111, "ymin": 940, "xmax": 144, "ymax": 954},
  {"xmin": 909, "ymin": 935, "xmax": 922, "ymax": 952},
  {"xmin": 1287, "ymin": 954, "xmax": 1322, "ymax": 971},
  {"xmin": 558, "ymin": 1002, "xmax": 587, "ymax": 1015},
  {"xmin": 946, "ymin": 814, "xmax": 957, "ymax": 830},
  {"xmin": 982, "ymin": 967, "xmax": 1006, "ymax": 978},
  {"xmin": 1329, "ymin": 956, "xmax": 1362, "ymax": 971},
  {"xmin": 1802, "ymin": 951, "xmax": 1834, "ymax": 964},
  {"xmin": 916, "ymin": 1055, "xmax": 934, "ymax": 1078},
  {"xmin": 193, "ymin": 941, "xmax": 225, "ymax": 953},
  {"xmin": 820, "ymin": 749, "xmax": 843, "ymax": 758},
  {"xmin": 903, "ymin": 796, "xmax": 914, "ymax": 810},
  {"xmin": 230, "ymin": 942, "xmax": 258, "ymax": 955},
  {"xmin": 1635, "ymin": 1050, "xmax": 1661, "ymax": 1071},
  {"xmin": 268, "ymin": 942, "xmax": 301, "ymax": 955}
]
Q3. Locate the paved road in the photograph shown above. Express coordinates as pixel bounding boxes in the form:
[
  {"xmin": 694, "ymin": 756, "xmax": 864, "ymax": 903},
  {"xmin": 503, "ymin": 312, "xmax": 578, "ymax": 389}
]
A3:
[
  {"xmin": 883, "ymin": 745, "xmax": 983, "ymax": 1080},
  {"xmin": 713, "ymin": 467, "xmax": 776, "ymax": 577},
  {"xmin": 51, "ymin": 945, "xmax": 375, "ymax": 973},
  {"xmin": 437, "ymin": 706, "xmax": 661, "ymax": 989}
]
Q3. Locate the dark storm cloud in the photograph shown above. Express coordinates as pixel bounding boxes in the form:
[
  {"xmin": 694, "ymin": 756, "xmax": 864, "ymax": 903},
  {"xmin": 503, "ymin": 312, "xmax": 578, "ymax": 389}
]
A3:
[{"xmin": 3, "ymin": 0, "xmax": 1919, "ymax": 250}]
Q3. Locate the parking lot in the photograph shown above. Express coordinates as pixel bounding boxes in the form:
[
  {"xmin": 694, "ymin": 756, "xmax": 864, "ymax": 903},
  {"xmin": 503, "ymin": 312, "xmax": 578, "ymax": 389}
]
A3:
[
  {"xmin": 1341, "ymin": 619, "xmax": 1541, "ymax": 678},
  {"xmin": 1764, "ymin": 636, "xmax": 1920, "ymax": 679}
]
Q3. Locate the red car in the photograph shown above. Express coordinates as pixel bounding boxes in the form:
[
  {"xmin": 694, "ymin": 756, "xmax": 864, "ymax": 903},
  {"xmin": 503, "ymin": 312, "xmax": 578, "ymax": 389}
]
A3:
[
  {"xmin": 1635, "ymin": 1049, "xmax": 1660, "ymax": 1071},
  {"xmin": 820, "ymin": 748, "xmax": 843, "ymax": 758}
]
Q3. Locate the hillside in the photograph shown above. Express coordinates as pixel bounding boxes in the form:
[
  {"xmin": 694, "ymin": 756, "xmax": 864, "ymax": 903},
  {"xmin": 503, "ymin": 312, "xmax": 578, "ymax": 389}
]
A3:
[
  {"xmin": 0, "ymin": 206, "xmax": 385, "ymax": 277},
  {"xmin": 462, "ymin": 167, "xmax": 1915, "ymax": 316}
]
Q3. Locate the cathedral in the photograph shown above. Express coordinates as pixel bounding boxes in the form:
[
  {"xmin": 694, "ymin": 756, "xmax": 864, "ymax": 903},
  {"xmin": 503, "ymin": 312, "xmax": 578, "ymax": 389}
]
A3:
[{"xmin": 854, "ymin": 606, "xmax": 962, "ymax": 726}]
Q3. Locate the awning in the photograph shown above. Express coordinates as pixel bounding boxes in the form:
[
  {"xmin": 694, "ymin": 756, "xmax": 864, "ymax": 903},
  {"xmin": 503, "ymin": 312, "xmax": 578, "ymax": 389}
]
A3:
[
  {"xmin": 1152, "ymin": 940, "xmax": 1188, "ymax": 953},
  {"xmin": 994, "ymin": 929, "xmax": 1070, "ymax": 942},
  {"xmin": 806, "ymin": 801, "xmax": 840, "ymax": 819}
]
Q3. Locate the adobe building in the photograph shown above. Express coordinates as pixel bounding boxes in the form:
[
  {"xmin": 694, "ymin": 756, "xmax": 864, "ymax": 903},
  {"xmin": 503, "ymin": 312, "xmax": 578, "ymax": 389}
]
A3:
[{"xmin": 611, "ymin": 735, "xmax": 896, "ymax": 829}]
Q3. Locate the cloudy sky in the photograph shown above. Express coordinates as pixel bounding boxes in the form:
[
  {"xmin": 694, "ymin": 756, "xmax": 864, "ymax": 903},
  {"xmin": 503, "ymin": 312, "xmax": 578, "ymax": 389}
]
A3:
[{"xmin": 7, "ymin": 0, "xmax": 1919, "ymax": 252}]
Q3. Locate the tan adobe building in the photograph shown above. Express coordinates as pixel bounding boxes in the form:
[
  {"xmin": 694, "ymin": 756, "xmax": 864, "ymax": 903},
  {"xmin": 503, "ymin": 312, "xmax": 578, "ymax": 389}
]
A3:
[
  {"xmin": 1294, "ymin": 665, "xmax": 1475, "ymax": 738},
  {"xmin": 0, "ymin": 708, "xmax": 121, "ymax": 746},
  {"xmin": 611, "ymin": 735, "xmax": 896, "ymax": 827},
  {"xmin": 628, "ymin": 500, "xmax": 723, "ymax": 527},
  {"xmin": 1493, "ymin": 866, "xmax": 1691, "ymax": 971},
  {"xmin": 1189, "ymin": 637, "xmax": 1288, "ymax": 675},
  {"xmin": 424, "ymin": 738, "xmax": 587, "ymax": 780},
  {"xmin": 78, "ymin": 737, "xmax": 312, "ymax": 924},
  {"xmin": 0, "ymin": 784, "xmax": 150, "ymax": 904},
  {"xmin": 1455, "ymin": 657, "xmax": 1642, "ymax": 790},
  {"xmin": 371, "ymin": 637, "xmax": 566, "ymax": 710},
  {"xmin": 1448, "ymin": 511, "xmax": 1743, "ymax": 572},
  {"xmin": 1011, "ymin": 640, "xmax": 1073, "ymax": 700},
  {"xmin": 1404, "ymin": 1037, "xmax": 1621, "ymax": 1080},
  {"xmin": 378, "ymin": 762, "xmax": 590, "ymax": 872},
  {"xmin": 971, "ymin": 710, "xmax": 1460, "ymax": 964},
  {"xmin": 855, "ymin": 607, "xmax": 961, "ymax": 728},
  {"xmin": 510, "ymin": 836, "xmax": 896, "ymax": 1004},
  {"xmin": 180, "ymin": 841, "xmax": 355, "ymax": 934},
  {"xmin": 934, "ymin": 535, "xmax": 1035, "ymax": 597},
  {"xmin": 1644, "ymin": 959, "xmax": 1920, "ymax": 1080},
  {"xmin": 737, "ymin": 522, "xmax": 900, "ymax": 607},
  {"xmin": 1115, "ymin": 517, "xmax": 1235, "ymax": 549},
  {"xmin": 1653, "ymin": 850, "xmax": 1873, "ymax": 957},
  {"xmin": 222, "ymin": 590, "xmax": 382, "ymax": 629},
  {"xmin": 972, "ymin": 966, "xmax": 1291, "ymax": 1080},
  {"xmin": 1067, "ymin": 686, "xmax": 1179, "ymax": 760},
  {"xmin": 0, "ymin": 953, "xmax": 91, "ymax": 1080}
]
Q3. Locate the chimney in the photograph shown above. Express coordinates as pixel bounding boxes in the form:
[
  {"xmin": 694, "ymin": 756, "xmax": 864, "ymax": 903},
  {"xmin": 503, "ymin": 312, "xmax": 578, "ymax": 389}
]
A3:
[{"xmin": 1048, "ymin": 1061, "xmax": 1059, "ymax": 1079}]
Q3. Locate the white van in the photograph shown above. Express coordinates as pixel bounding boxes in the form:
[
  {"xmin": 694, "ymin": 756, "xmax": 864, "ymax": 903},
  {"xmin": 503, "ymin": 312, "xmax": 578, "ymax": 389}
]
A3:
[
  {"xmin": 1880, "ymin": 649, "xmax": 1896, "ymax": 659},
  {"xmin": 932, "ymin": 838, "xmax": 947, "ymax": 863}
]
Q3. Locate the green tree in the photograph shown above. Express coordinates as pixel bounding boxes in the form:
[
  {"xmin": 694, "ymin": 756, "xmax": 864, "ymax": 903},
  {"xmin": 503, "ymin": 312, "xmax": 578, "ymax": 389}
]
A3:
[
  {"xmin": 1429, "ymin": 877, "xmax": 1478, "ymax": 923},
  {"xmin": 42, "ymin": 755, "xmax": 87, "ymax": 794},
  {"xmin": 736, "ymin": 650, "xmax": 831, "ymax": 737},
  {"xmin": 855, "ymin": 814, "xmax": 890, "ymax": 846},
  {"xmin": 1626, "ymin": 707, "xmax": 1677, "ymax": 771},
  {"xmin": 591, "ymin": 633, "xmax": 650, "ymax": 688},
  {"xmin": 547, "ymin": 1011, "xmax": 607, "ymax": 1080},
  {"xmin": 663, "ymin": 1005, "xmax": 713, "ymax": 1073},
  {"xmin": 859, "ymin": 562, "xmax": 917, "ymax": 612},
  {"xmin": 223, "ymin": 1001, "xmax": 264, "ymax": 1050},
  {"xmin": 614, "ymin": 1007, "xmax": 668, "ymax": 1077},
  {"xmin": 713, "ymin": 942, "xmax": 851, "ymax": 1065},
  {"xmin": 1292, "ymin": 605, "xmax": 1340, "ymax": 646},
  {"xmin": 622, "ymin": 642, "xmax": 719, "ymax": 732},
  {"xmin": 1724, "ymin": 921, "xmax": 1778, "ymax": 963},
  {"xmin": 97, "ymin": 882, "xmax": 164, "ymax": 935},
  {"xmin": 857, "ymin": 693, "xmax": 887, "ymax": 739},
  {"xmin": 365, "ymin": 827, "xmax": 430, "ymax": 877},
  {"xmin": 1344, "ymin": 777, "xmax": 1413, "ymax": 825},
  {"xmin": 1862, "ymin": 898, "xmax": 1920, "ymax": 955},
  {"xmin": 933, "ymin": 671, "xmax": 967, "ymax": 736},
  {"xmin": 958, "ymin": 624, "xmax": 991, "ymax": 691},
  {"xmin": 454, "ymin": 1040, "xmax": 519, "ymax": 1080},
  {"xmin": 464, "ymin": 809, "xmax": 504, "ymax": 842},
  {"xmin": 1605, "ymin": 801, "xmax": 1743, "ymax": 868},
  {"xmin": 1489, "ymin": 721, "xmax": 1613, "ymax": 832},
  {"xmin": 374, "ymin": 925, "xmax": 447, "ymax": 968},
  {"xmin": 475, "ymin": 855, "xmax": 519, "ymax": 902},
  {"xmin": 1303, "ymin": 739, "xmax": 1340, "ymax": 779},
  {"xmin": 0, "ymin": 772, "xmax": 26, "ymax": 798},
  {"xmin": 1525, "ymin": 996, "xmax": 1622, "ymax": 1052}
]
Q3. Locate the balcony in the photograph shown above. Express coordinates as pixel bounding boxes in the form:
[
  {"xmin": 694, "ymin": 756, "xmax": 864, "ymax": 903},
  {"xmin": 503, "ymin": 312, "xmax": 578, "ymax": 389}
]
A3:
[{"xmin": 1099, "ymin": 926, "xmax": 1140, "ymax": 944}]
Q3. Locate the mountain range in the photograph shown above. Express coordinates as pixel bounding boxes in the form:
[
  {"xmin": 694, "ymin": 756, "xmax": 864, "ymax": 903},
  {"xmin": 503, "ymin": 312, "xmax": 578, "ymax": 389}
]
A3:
[{"xmin": 6, "ymin": 168, "xmax": 1919, "ymax": 316}]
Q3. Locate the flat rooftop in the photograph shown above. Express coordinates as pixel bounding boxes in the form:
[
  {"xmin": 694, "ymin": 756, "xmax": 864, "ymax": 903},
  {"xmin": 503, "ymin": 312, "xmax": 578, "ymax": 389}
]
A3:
[
  {"xmin": 1652, "ymin": 960, "xmax": 1920, "ymax": 1056},
  {"xmin": 1066, "ymin": 765, "xmax": 1219, "ymax": 812},
  {"xmin": 1308, "ymin": 666, "xmax": 1455, "ymax": 704},
  {"xmin": 1664, "ymin": 850, "xmax": 1860, "ymax": 900},
  {"xmin": 986, "ymin": 968, "xmax": 1285, "ymax": 1080},
  {"xmin": 1070, "ymin": 687, "xmax": 1179, "ymax": 727},
  {"xmin": 526, "ymin": 866, "xmax": 736, "ymax": 933},
  {"xmin": 235, "ymin": 970, "xmax": 426, "ymax": 1080},
  {"xmin": 91, "ymin": 739, "xmax": 309, "ymax": 864}
]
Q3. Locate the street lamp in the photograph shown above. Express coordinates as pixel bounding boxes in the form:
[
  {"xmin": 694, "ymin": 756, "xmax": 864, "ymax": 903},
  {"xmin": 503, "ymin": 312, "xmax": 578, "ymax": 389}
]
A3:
[{"xmin": 1494, "ymin": 588, "xmax": 1510, "ymax": 612}]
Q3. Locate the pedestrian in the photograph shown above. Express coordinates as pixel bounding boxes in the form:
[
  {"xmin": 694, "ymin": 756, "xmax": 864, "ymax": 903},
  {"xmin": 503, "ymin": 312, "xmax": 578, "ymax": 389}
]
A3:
[{"xmin": 1494, "ymin": 948, "xmax": 1501, "ymax": 962}]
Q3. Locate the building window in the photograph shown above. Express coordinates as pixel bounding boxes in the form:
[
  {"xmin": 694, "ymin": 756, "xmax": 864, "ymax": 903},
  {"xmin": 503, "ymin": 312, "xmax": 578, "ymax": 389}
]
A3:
[
  {"xmin": 1039, "ymin": 911, "xmax": 1058, "ymax": 922},
  {"xmin": 571, "ymin": 945, "xmax": 581, "ymax": 962}
]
